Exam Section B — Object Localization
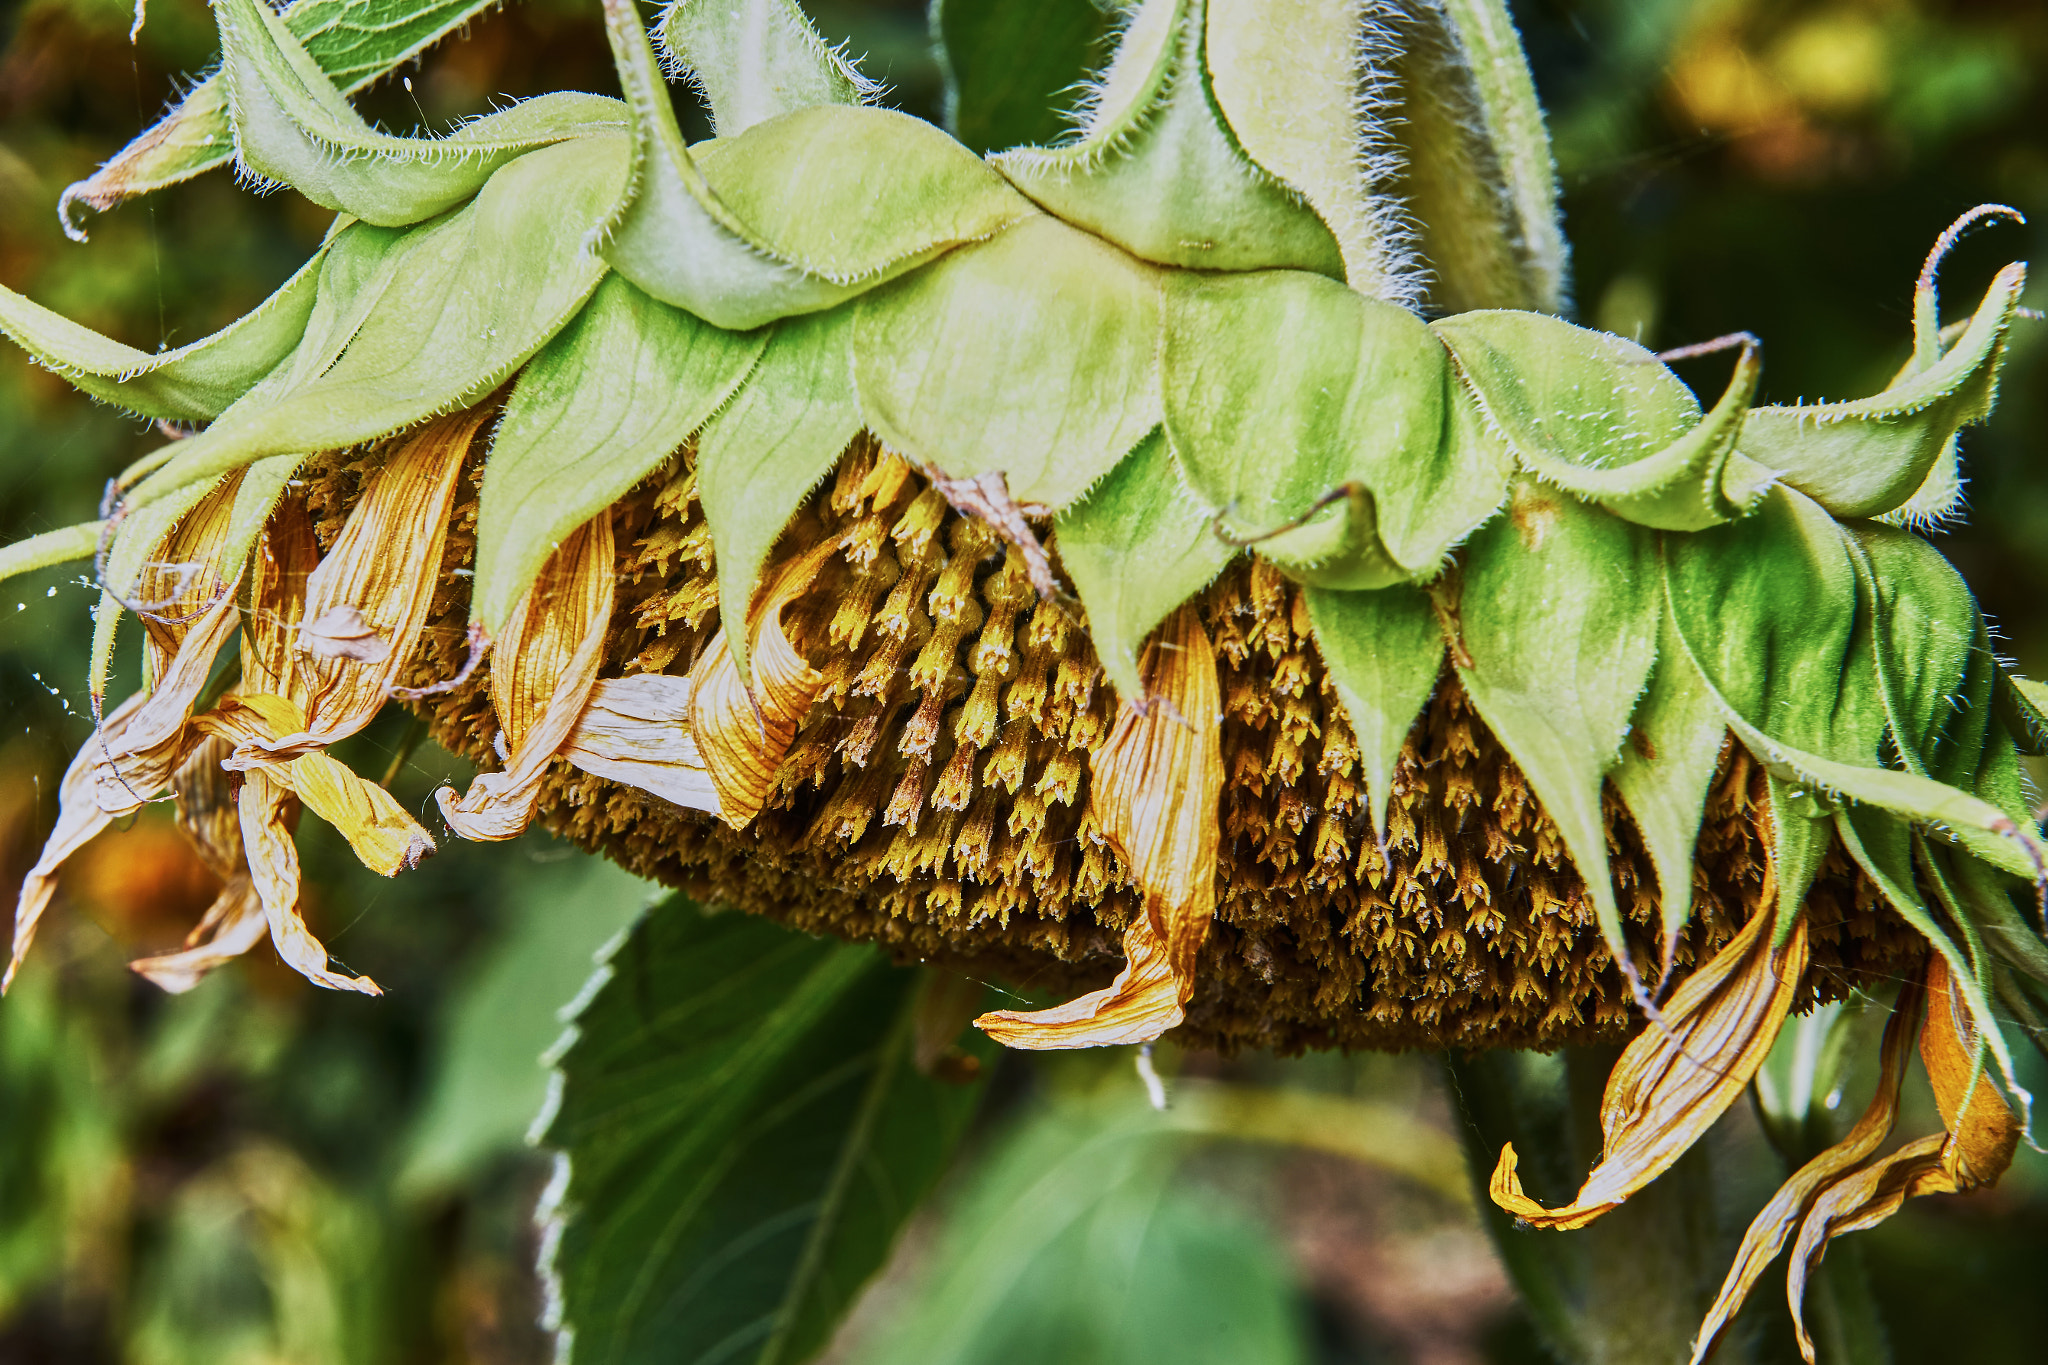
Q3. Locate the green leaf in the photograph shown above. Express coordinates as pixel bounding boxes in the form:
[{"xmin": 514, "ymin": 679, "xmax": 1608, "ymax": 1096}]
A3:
[
  {"xmin": 1839, "ymin": 815, "xmax": 2026, "ymax": 1119},
  {"xmin": 1434, "ymin": 311, "xmax": 1767, "ymax": 522},
  {"xmin": 1844, "ymin": 523, "xmax": 1982, "ymax": 783},
  {"xmin": 473, "ymin": 273, "xmax": 764, "ymax": 634},
  {"xmin": 843, "ymin": 1096, "xmax": 1311, "ymax": 1365},
  {"xmin": 1055, "ymin": 428, "xmax": 1239, "ymax": 704},
  {"xmin": 854, "ymin": 213, "xmax": 1164, "ymax": 511},
  {"xmin": 1609, "ymin": 622, "xmax": 1727, "ymax": 961},
  {"xmin": 1440, "ymin": 315, "xmax": 1771, "ymax": 530},
  {"xmin": 0, "ymin": 241, "xmax": 324, "ymax": 423},
  {"xmin": 1763, "ymin": 776, "xmax": 1830, "ymax": 947},
  {"xmin": 1663, "ymin": 486, "xmax": 1879, "ymax": 765},
  {"xmin": 1950, "ymin": 854, "xmax": 2048, "ymax": 992},
  {"xmin": 1999, "ymin": 672, "xmax": 2048, "ymax": 757},
  {"xmin": 693, "ymin": 108, "xmax": 1032, "ymax": 288},
  {"xmin": 1663, "ymin": 485, "xmax": 2042, "ymax": 882},
  {"xmin": 931, "ymin": 0, "xmax": 1110, "ymax": 155},
  {"xmin": 122, "ymin": 137, "xmax": 626, "ymax": 513},
  {"xmin": 1164, "ymin": 269, "xmax": 1499, "ymax": 583},
  {"xmin": 217, "ymin": 0, "xmax": 625, "ymax": 225},
  {"xmin": 1380, "ymin": 0, "xmax": 1567, "ymax": 313},
  {"xmin": 991, "ymin": 0, "xmax": 1343, "ymax": 277},
  {"xmin": 0, "ymin": 522, "xmax": 103, "ymax": 588},
  {"xmin": 538, "ymin": 897, "xmax": 992, "ymax": 1365},
  {"xmin": 658, "ymin": 0, "xmax": 874, "ymax": 138},
  {"xmin": 1203, "ymin": 0, "xmax": 1410, "ymax": 298},
  {"xmin": 599, "ymin": 0, "xmax": 1028, "ymax": 331},
  {"xmin": 1303, "ymin": 583, "xmax": 1443, "ymax": 848},
  {"xmin": 1742, "ymin": 263, "xmax": 2026, "ymax": 520},
  {"xmin": 696, "ymin": 305, "xmax": 863, "ymax": 682},
  {"xmin": 60, "ymin": 0, "xmax": 504, "ymax": 234},
  {"xmin": 1448, "ymin": 480, "xmax": 1660, "ymax": 989}
]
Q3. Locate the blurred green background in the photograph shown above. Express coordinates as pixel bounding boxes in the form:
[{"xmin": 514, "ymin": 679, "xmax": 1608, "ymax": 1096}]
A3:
[{"xmin": 0, "ymin": 0, "xmax": 2044, "ymax": 1361}]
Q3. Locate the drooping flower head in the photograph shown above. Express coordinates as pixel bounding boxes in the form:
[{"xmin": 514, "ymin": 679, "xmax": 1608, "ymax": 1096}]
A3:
[{"xmin": 2, "ymin": 2, "xmax": 2044, "ymax": 1354}]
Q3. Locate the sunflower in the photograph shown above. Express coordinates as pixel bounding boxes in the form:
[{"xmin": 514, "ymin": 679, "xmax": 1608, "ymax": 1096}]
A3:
[{"xmin": 3, "ymin": 0, "xmax": 2044, "ymax": 1355}]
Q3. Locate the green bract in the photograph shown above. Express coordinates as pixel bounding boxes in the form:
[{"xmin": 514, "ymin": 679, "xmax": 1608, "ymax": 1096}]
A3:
[{"xmin": 3, "ymin": 0, "xmax": 2043, "ymax": 1112}]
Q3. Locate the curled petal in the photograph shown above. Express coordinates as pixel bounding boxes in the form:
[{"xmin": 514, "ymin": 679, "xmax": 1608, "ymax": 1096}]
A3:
[
  {"xmin": 1691, "ymin": 976, "xmax": 1925, "ymax": 1363},
  {"xmin": 244, "ymin": 409, "xmax": 485, "ymax": 758},
  {"xmin": 129, "ymin": 876, "xmax": 268, "ymax": 994},
  {"xmin": 1777, "ymin": 956, "xmax": 2018, "ymax": 1360},
  {"xmin": 1491, "ymin": 908, "xmax": 1810, "ymax": 1229},
  {"xmin": 562, "ymin": 674, "xmax": 722, "ymax": 814},
  {"xmin": 299, "ymin": 603, "xmax": 392, "ymax": 662},
  {"xmin": 691, "ymin": 538, "xmax": 840, "ymax": 827},
  {"xmin": 977, "ymin": 917, "xmax": 1183, "ymax": 1050},
  {"xmin": 237, "ymin": 767, "xmax": 381, "ymax": 995},
  {"xmin": 975, "ymin": 606, "xmax": 1223, "ymax": 1049},
  {"xmin": 5, "ymin": 481, "xmax": 245, "ymax": 992},
  {"xmin": 202, "ymin": 695, "xmax": 434, "ymax": 875},
  {"xmin": 6, "ymin": 693, "xmax": 146, "ymax": 991},
  {"xmin": 439, "ymin": 514, "xmax": 615, "ymax": 841},
  {"xmin": 1693, "ymin": 955, "xmax": 2023, "ymax": 1365},
  {"xmin": 287, "ymin": 753, "xmax": 435, "ymax": 874},
  {"xmin": 1784, "ymin": 1134, "xmax": 1949, "ymax": 1361},
  {"xmin": 1920, "ymin": 952, "xmax": 2021, "ymax": 1190}
]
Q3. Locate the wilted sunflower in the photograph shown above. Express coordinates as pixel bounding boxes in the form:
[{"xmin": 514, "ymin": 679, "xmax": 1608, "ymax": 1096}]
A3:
[{"xmin": 4, "ymin": 0, "xmax": 2046, "ymax": 1355}]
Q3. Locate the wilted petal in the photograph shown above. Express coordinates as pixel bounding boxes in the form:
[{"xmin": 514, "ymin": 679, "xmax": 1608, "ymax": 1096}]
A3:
[
  {"xmin": 1690, "ymin": 976, "xmax": 1925, "ymax": 1363},
  {"xmin": 5, "ymin": 692, "xmax": 145, "ymax": 991},
  {"xmin": 129, "ymin": 877, "xmax": 268, "ymax": 994},
  {"xmin": 237, "ymin": 767, "xmax": 381, "ymax": 995},
  {"xmin": 239, "ymin": 499, "xmax": 321, "ymax": 697},
  {"xmin": 1919, "ymin": 952, "xmax": 2021, "ymax": 1190},
  {"xmin": 1783, "ymin": 1129, "xmax": 1948, "ymax": 1362},
  {"xmin": 173, "ymin": 734, "xmax": 245, "ymax": 881},
  {"xmin": 299, "ymin": 603, "xmax": 393, "ymax": 662},
  {"xmin": 203, "ymin": 694, "xmax": 434, "ymax": 875},
  {"xmin": 439, "ymin": 514, "xmax": 615, "ymax": 840},
  {"xmin": 1693, "ymin": 954, "xmax": 2022, "ymax": 1364},
  {"xmin": 288, "ymin": 752, "xmax": 436, "ymax": 874},
  {"xmin": 562, "ymin": 674, "xmax": 722, "ymax": 815},
  {"xmin": 977, "ymin": 916, "xmax": 1184, "ymax": 1049},
  {"xmin": 242, "ymin": 409, "xmax": 487, "ymax": 759},
  {"xmin": 691, "ymin": 538, "xmax": 841, "ymax": 827},
  {"xmin": 5, "ymin": 479, "xmax": 245, "ymax": 992},
  {"xmin": 976, "ymin": 606, "xmax": 1223, "ymax": 1049},
  {"xmin": 1491, "ymin": 908, "xmax": 1810, "ymax": 1229},
  {"xmin": 127, "ymin": 737, "xmax": 273, "ymax": 993}
]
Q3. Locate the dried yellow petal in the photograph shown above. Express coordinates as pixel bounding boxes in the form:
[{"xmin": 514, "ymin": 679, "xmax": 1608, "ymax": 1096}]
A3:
[
  {"xmin": 691, "ymin": 537, "xmax": 841, "ymax": 827},
  {"xmin": 129, "ymin": 738, "xmax": 270, "ymax": 994},
  {"xmin": 235, "ymin": 409, "xmax": 484, "ymax": 760},
  {"xmin": 1690, "ymin": 976, "xmax": 1924, "ymax": 1363},
  {"xmin": 1920, "ymin": 952, "xmax": 2021, "ymax": 1190},
  {"xmin": 562, "ymin": 675, "xmax": 721, "ymax": 814},
  {"xmin": 1784, "ymin": 1133, "xmax": 1948, "ymax": 1361},
  {"xmin": 237, "ymin": 767, "xmax": 381, "ymax": 996},
  {"xmin": 5, "ymin": 476, "xmax": 245, "ymax": 991},
  {"xmin": 129, "ymin": 879, "xmax": 268, "ymax": 994},
  {"xmin": 1491, "ymin": 907, "xmax": 1810, "ymax": 1229},
  {"xmin": 439, "ymin": 514, "xmax": 615, "ymax": 840},
  {"xmin": 202, "ymin": 695, "xmax": 433, "ymax": 875},
  {"xmin": 976, "ymin": 917, "xmax": 1184, "ymax": 1049},
  {"xmin": 976, "ymin": 607, "xmax": 1223, "ymax": 1049}
]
